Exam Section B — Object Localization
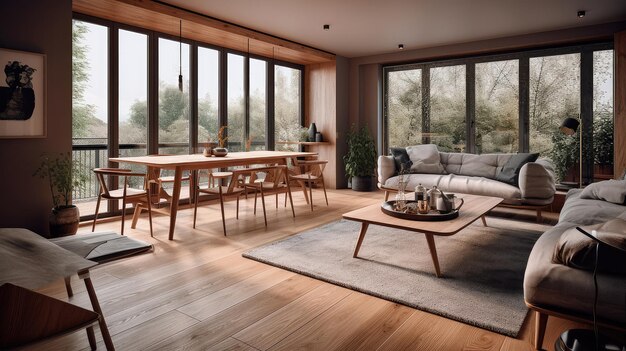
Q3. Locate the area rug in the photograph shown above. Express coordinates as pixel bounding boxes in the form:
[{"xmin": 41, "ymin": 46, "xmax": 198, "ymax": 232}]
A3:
[{"xmin": 243, "ymin": 217, "xmax": 548, "ymax": 337}]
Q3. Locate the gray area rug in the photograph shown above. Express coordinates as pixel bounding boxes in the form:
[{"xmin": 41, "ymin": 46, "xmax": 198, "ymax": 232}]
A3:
[{"xmin": 243, "ymin": 217, "xmax": 548, "ymax": 337}]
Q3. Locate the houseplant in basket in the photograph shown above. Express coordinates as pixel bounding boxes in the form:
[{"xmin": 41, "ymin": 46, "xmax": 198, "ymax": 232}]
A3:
[
  {"xmin": 344, "ymin": 125, "xmax": 377, "ymax": 191},
  {"xmin": 33, "ymin": 152, "xmax": 87, "ymax": 237}
]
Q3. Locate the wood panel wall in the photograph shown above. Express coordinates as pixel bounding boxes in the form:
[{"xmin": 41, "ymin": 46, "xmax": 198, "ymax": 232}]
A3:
[
  {"xmin": 615, "ymin": 30, "xmax": 626, "ymax": 179},
  {"xmin": 305, "ymin": 61, "xmax": 338, "ymax": 188}
]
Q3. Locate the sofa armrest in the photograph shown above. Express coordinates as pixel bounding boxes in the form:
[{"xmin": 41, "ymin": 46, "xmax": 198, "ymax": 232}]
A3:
[
  {"xmin": 378, "ymin": 156, "xmax": 396, "ymax": 185},
  {"xmin": 519, "ymin": 162, "xmax": 556, "ymax": 200}
]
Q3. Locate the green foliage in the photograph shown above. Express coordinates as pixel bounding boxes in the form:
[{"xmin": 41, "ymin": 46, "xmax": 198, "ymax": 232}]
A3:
[
  {"xmin": 548, "ymin": 131, "xmax": 581, "ymax": 182},
  {"xmin": 72, "ymin": 20, "xmax": 97, "ymax": 138},
  {"xmin": 593, "ymin": 114, "xmax": 613, "ymax": 165},
  {"xmin": 33, "ymin": 153, "xmax": 87, "ymax": 208},
  {"xmin": 344, "ymin": 125, "xmax": 377, "ymax": 178}
]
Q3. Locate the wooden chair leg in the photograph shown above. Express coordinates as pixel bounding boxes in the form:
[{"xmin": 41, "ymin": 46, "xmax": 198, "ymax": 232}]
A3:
[
  {"xmin": 308, "ymin": 175, "xmax": 314, "ymax": 211},
  {"xmin": 298, "ymin": 180, "xmax": 310, "ymax": 204},
  {"xmin": 121, "ymin": 198, "xmax": 127, "ymax": 235},
  {"xmin": 284, "ymin": 192, "xmax": 288, "ymax": 207},
  {"xmin": 260, "ymin": 187, "xmax": 267, "ymax": 227},
  {"xmin": 253, "ymin": 190, "xmax": 258, "ymax": 215},
  {"xmin": 534, "ymin": 311, "xmax": 548, "ymax": 350},
  {"xmin": 86, "ymin": 326, "xmax": 97, "ymax": 350},
  {"xmin": 193, "ymin": 189, "xmax": 199, "ymax": 228},
  {"xmin": 131, "ymin": 205, "xmax": 141, "ymax": 229},
  {"xmin": 384, "ymin": 191, "xmax": 390, "ymax": 201},
  {"xmin": 219, "ymin": 192, "xmax": 227, "ymax": 236},
  {"xmin": 236, "ymin": 196, "xmax": 240, "ymax": 219},
  {"xmin": 92, "ymin": 195, "xmax": 101, "ymax": 232},
  {"xmin": 64, "ymin": 276, "xmax": 73, "ymax": 298},
  {"xmin": 275, "ymin": 193, "xmax": 279, "ymax": 208},
  {"xmin": 322, "ymin": 178, "xmax": 328, "ymax": 206},
  {"xmin": 146, "ymin": 194, "xmax": 153, "ymax": 238}
]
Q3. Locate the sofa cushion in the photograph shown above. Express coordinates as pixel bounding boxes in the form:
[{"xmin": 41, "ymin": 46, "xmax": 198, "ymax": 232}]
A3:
[
  {"xmin": 406, "ymin": 144, "xmax": 445, "ymax": 174},
  {"xmin": 580, "ymin": 179, "xmax": 626, "ymax": 205},
  {"xmin": 496, "ymin": 153, "xmax": 539, "ymax": 186},
  {"xmin": 559, "ymin": 189, "xmax": 626, "ymax": 226},
  {"xmin": 440, "ymin": 153, "xmax": 512, "ymax": 179},
  {"xmin": 383, "ymin": 174, "xmax": 445, "ymax": 191},
  {"xmin": 389, "ymin": 147, "xmax": 412, "ymax": 174},
  {"xmin": 436, "ymin": 174, "xmax": 520, "ymax": 201},
  {"xmin": 553, "ymin": 219, "xmax": 626, "ymax": 274}
]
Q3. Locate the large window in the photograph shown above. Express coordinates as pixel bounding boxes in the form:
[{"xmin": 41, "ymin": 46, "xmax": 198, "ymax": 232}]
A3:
[
  {"xmin": 71, "ymin": 17, "xmax": 304, "ymax": 220},
  {"xmin": 158, "ymin": 37, "xmax": 191, "ymax": 155},
  {"xmin": 274, "ymin": 65, "xmax": 302, "ymax": 151},
  {"xmin": 383, "ymin": 43, "xmax": 614, "ymax": 184}
]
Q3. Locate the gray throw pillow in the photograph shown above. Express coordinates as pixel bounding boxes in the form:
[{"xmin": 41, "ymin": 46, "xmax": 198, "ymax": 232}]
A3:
[
  {"xmin": 552, "ymin": 219, "xmax": 626, "ymax": 275},
  {"xmin": 496, "ymin": 153, "xmax": 539, "ymax": 186},
  {"xmin": 389, "ymin": 147, "xmax": 412, "ymax": 174},
  {"xmin": 580, "ymin": 179, "xmax": 626, "ymax": 205},
  {"xmin": 406, "ymin": 144, "xmax": 445, "ymax": 174}
]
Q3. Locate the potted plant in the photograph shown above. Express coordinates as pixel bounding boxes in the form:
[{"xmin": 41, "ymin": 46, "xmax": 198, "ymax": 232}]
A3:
[
  {"xmin": 33, "ymin": 152, "xmax": 87, "ymax": 237},
  {"xmin": 343, "ymin": 125, "xmax": 377, "ymax": 191}
]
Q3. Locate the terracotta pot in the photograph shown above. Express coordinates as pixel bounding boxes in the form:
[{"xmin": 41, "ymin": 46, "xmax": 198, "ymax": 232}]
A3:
[{"xmin": 49, "ymin": 205, "xmax": 80, "ymax": 237}]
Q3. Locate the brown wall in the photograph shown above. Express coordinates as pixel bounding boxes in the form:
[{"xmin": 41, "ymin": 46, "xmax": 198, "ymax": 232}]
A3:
[
  {"xmin": 0, "ymin": 0, "xmax": 73, "ymax": 235},
  {"xmin": 348, "ymin": 21, "xmax": 626, "ymax": 159},
  {"xmin": 615, "ymin": 30, "xmax": 626, "ymax": 179}
]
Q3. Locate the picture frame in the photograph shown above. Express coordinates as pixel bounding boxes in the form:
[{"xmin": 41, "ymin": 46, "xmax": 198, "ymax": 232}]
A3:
[{"xmin": 0, "ymin": 48, "xmax": 46, "ymax": 138}]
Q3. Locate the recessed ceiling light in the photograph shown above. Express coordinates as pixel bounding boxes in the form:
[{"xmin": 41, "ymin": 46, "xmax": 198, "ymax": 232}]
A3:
[
  {"xmin": 323, "ymin": 24, "xmax": 330, "ymax": 31},
  {"xmin": 398, "ymin": 44, "xmax": 404, "ymax": 50},
  {"xmin": 577, "ymin": 10, "xmax": 586, "ymax": 18}
]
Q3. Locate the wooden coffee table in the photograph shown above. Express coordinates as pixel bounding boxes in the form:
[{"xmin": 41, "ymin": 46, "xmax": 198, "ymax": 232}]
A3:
[{"xmin": 342, "ymin": 194, "xmax": 502, "ymax": 277}]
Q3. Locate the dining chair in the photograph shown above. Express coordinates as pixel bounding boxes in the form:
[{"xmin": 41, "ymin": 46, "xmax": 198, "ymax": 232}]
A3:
[
  {"xmin": 245, "ymin": 165, "xmax": 295, "ymax": 226},
  {"xmin": 92, "ymin": 168, "xmax": 153, "ymax": 237},
  {"xmin": 289, "ymin": 159, "xmax": 329, "ymax": 211},
  {"xmin": 148, "ymin": 154, "xmax": 191, "ymax": 206},
  {"xmin": 192, "ymin": 169, "xmax": 251, "ymax": 236}
]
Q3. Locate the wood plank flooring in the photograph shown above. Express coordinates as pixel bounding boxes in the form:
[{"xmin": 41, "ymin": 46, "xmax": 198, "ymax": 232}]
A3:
[{"xmin": 30, "ymin": 189, "xmax": 583, "ymax": 351}]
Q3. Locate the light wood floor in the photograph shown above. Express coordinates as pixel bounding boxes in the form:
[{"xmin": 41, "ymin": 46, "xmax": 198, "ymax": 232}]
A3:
[{"xmin": 31, "ymin": 189, "xmax": 585, "ymax": 351}]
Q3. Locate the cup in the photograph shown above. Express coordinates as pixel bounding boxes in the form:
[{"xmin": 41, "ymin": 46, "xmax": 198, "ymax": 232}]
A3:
[{"xmin": 417, "ymin": 200, "xmax": 430, "ymax": 214}]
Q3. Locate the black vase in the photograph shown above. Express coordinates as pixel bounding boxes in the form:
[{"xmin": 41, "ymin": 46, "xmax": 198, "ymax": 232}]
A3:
[{"xmin": 308, "ymin": 123, "xmax": 317, "ymax": 142}]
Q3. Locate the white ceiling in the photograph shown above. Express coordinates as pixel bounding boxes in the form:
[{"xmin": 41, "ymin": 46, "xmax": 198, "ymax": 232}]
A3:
[{"xmin": 160, "ymin": 0, "xmax": 626, "ymax": 58}]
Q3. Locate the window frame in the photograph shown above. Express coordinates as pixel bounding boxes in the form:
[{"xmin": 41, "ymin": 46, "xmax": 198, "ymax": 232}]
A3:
[{"xmin": 382, "ymin": 41, "xmax": 613, "ymax": 184}]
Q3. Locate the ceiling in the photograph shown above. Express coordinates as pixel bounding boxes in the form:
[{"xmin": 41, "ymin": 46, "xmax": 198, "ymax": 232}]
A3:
[{"xmin": 159, "ymin": 0, "xmax": 626, "ymax": 58}]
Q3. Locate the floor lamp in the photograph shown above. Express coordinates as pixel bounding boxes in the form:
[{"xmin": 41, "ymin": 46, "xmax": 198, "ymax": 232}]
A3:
[{"xmin": 559, "ymin": 117, "xmax": 583, "ymax": 188}]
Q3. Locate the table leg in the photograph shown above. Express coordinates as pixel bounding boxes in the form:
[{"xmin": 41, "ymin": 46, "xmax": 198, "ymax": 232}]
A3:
[
  {"xmin": 168, "ymin": 167, "xmax": 183, "ymax": 240},
  {"xmin": 424, "ymin": 234, "xmax": 442, "ymax": 277},
  {"xmin": 79, "ymin": 271, "xmax": 115, "ymax": 351},
  {"xmin": 86, "ymin": 326, "xmax": 97, "ymax": 350},
  {"xmin": 353, "ymin": 222, "xmax": 369, "ymax": 258},
  {"xmin": 64, "ymin": 276, "xmax": 73, "ymax": 298},
  {"xmin": 481, "ymin": 215, "xmax": 488, "ymax": 227}
]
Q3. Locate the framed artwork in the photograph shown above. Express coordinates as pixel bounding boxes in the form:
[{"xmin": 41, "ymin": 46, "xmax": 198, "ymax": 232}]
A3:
[{"xmin": 0, "ymin": 48, "xmax": 46, "ymax": 138}]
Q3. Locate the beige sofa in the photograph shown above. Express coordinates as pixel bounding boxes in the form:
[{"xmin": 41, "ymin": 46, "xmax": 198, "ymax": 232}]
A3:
[
  {"xmin": 523, "ymin": 189, "xmax": 626, "ymax": 349},
  {"xmin": 378, "ymin": 150, "xmax": 556, "ymax": 208}
]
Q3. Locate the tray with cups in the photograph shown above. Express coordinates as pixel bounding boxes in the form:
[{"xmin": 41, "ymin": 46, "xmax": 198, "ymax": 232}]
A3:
[{"xmin": 380, "ymin": 191, "xmax": 464, "ymax": 221}]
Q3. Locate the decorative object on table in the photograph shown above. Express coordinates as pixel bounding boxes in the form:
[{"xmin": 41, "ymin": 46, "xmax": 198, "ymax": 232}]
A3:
[
  {"xmin": 381, "ymin": 200, "xmax": 460, "ymax": 221},
  {"xmin": 554, "ymin": 226, "xmax": 626, "ymax": 351},
  {"xmin": 0, "ymin": 48, "xmax": 46, "ymax": 138},
  {"xmin": 202, "ymin": 141, "xmax": 216, "ymax": 157},
  {"xmin": 417, "ymin": 199, "xmax": 430, "ymax": 214},
  {"xmin": 245, "ymin": 135, "xmax": 253, "ymax": 151},
  {"xmin": 213, "ymin": 125, "xmax": 228, "ymax": 157},
  {"xmin": 414, "ymin": 183, "xmax": 426, "ymax": 201},
  {"xmin": 427, "ymin": 186, "xmax": 441, "ymax": 210},
  {"xmin": 393, "ymin": 172, "xmax": 408, "ymax": 211},
  {"xmin": 344, "ymin": 124, "xmax": 377, "ymax": 191},
  {"xmin": 558, "ymin": 116, "xmax": 583, "ymax": 188},
  {"xmin": 33, "ymin": 152, "xmax": 87, "ymax": 237},
  {"xmin": 315, "ymin": 132, "xmax": 323, "ymax": 142},
  {"xmin": 307, "ymin": 122, "xmax": 317, "ymax": 142},
  {"xmin": 436, "ymin": 192, "xmax": 464, "ymax": 214}
]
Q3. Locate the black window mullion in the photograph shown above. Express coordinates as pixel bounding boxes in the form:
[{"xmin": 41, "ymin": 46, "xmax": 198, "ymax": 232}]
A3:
[
  {"xmin": 190, "ymin": 44, "xmax": 198, "ymax": 154},
  {"xmin": 148, "ymin": 32, "xmax": 158, "ymax": 155},
  {"xmin": 519, "ymin": 57, "xmax": 530, "ymax": 152},
  {"xmin": 244, "ymin": 52, "xmax": 250, "ymax": 146},
  {"xmin": 421, "ymin": 68, "xmax": 430, "ymax": 144},
  {"xmin": 219, "ymin": 50, "xmax": 227, "ymax": 132},
  {"xmin": 267, "ymin": 60, "xmax": 275, "ymax": 150},
  {"xmin": 466, "ymin": 63, "xmax": 476, "ymax": 154},
  {"xmin": 581, "ymin": 50, "xmax": 594, "ymax": 185}
]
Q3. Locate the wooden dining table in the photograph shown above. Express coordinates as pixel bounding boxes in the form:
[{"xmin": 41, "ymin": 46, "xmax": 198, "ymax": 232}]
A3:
[{"xmin": 109, "ymin": 150, "xmax": 317, "ymax": 240}]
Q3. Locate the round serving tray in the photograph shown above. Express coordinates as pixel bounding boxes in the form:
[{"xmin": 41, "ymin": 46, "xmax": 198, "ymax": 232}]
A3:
[{"xmin": 381, "ymin": 200, "xmax": 459, "ymax": 221}]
